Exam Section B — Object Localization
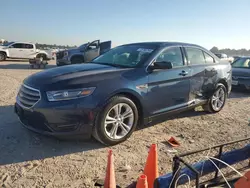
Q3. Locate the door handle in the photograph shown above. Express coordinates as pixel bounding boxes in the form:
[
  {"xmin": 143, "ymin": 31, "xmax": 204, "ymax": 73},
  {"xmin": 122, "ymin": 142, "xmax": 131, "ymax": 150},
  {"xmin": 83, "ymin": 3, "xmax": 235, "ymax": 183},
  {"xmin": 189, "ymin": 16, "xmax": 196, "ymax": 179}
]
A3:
[
  {"xmin": 19, "ymin": 50, "xmax": 23, "ymax": 51},
  {"xmin": 179, "ymin": 70, "xmax": 188, "ymax": 76}
]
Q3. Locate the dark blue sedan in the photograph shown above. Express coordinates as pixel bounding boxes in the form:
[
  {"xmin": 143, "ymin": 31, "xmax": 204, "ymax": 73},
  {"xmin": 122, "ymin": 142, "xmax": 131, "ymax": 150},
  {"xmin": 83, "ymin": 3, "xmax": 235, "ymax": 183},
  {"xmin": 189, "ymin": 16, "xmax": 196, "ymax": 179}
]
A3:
[
  {"xmin": 14, "ymin": 42, "xmax": 232, "ymax": 145},
  {"xmin": 232, "ymin": 57, "xmax": 250, "ymax": 90}
]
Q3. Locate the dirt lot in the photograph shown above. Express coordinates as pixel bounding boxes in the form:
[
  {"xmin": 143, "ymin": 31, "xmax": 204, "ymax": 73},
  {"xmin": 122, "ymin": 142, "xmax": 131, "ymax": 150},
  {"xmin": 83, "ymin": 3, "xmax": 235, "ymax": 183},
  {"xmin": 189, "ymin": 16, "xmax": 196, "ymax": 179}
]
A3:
[{"xmin": 0, "ymin": 60, "xmax": 249, "ymax": 187}]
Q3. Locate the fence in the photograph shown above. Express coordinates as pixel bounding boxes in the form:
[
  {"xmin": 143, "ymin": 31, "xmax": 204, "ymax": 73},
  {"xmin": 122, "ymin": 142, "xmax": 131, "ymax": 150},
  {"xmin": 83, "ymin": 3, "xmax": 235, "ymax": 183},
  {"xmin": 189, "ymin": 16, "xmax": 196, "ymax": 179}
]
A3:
[{"xmin": 155, "ymin": 137, "xmax": 250, "ymax": 188}]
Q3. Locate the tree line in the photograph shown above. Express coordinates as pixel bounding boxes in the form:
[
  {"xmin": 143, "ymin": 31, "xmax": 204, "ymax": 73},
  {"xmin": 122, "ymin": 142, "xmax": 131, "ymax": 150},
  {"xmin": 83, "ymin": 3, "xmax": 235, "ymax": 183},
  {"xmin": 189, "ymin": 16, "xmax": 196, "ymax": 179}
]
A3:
[
  {"xmin": 35, "ymin": 43, "xmax": 77, "ymax": 49},
  {"xmin": 210, "ymin": 47, "xmax": 250, "ymax": 56}
]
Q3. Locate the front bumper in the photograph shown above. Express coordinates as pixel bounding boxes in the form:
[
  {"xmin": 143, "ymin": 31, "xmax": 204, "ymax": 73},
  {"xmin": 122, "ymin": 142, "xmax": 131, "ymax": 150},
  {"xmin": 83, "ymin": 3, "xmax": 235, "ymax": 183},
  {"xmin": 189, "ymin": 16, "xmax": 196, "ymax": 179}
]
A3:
[
  {"xmin": 232, "ymin": 78, "xmax": 250, "ymax": 90},
  {"xmin": 14, "ymin": 101, "xmax": 96, "ymax": 139},
  {"xmin": 56, "ymin": 58, "xmax": 71, "ymax": 66}
]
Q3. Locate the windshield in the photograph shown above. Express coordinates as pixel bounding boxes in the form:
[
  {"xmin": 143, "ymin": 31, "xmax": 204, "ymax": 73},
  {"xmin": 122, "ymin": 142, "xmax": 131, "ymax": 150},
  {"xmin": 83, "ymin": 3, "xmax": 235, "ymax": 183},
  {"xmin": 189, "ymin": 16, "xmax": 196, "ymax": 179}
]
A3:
[
  {"xmin": 91, "ymin": 44, "xmax": 157, "ymax": 68},
  {"xmin": 232, "ymin": 58, "xmax": 250, "ymax": 68},
  {"xmin": 78, "ymin": 43, "xmax": 88, "ymax": 49},
  {"xmin": 0, "ymin": 42, "xmax": 14, "ymax": 46}
]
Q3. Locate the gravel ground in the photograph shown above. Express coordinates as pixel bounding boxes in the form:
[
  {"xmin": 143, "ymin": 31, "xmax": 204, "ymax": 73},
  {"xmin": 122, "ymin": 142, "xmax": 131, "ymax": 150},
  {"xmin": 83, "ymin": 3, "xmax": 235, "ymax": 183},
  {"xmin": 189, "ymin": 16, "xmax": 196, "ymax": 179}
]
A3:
[{"xmin": 0, "ymin": 60, "xmax": 250, "ymax": 188}]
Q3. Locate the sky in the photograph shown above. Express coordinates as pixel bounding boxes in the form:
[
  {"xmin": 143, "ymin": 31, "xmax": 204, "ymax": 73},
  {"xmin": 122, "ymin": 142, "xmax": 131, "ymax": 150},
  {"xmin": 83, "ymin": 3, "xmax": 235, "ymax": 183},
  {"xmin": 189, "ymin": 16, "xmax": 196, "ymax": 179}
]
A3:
[{"xmin": 1, "ymin": 0, "xmax": 250, "ymax": 50}]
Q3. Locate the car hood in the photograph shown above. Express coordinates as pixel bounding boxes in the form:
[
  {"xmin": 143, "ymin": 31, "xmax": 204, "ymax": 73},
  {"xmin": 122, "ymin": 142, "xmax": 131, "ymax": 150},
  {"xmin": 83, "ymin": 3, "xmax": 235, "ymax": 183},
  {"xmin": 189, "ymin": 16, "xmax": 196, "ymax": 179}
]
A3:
[
  {"xmin": 232, "ymin": 67, "xmax": 250, "ymax": 77},
  {"xmin": 24, "ymin": 63, "xmax": 126, "ymax": 89}
]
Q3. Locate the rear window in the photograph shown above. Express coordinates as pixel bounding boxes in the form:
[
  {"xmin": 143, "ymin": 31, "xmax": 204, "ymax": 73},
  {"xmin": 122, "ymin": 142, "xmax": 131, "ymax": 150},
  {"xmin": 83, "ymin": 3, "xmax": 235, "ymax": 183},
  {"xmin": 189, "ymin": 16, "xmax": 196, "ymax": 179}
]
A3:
[
  {"xmin": 186, "ymin": 47, "xmax": 206, "ymax": 65},
  {"xmin": 203, "ymin": 52, "xmax": 215, "ymax": 64}
]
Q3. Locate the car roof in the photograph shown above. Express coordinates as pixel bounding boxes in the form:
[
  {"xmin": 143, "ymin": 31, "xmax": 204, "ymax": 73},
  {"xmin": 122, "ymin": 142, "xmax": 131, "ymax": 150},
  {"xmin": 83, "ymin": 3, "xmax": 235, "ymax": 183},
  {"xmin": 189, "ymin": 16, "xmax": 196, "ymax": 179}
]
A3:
[
  {"xmin": 11, "ymin": 41, "xmax": 34, "ymax": 44},
  {"xmin": 120, "ymin": 41, "xmax": 205, "ymax": 48},
  {"xmin": 236, "ymin": 56, "xmax": 250, "ymax": 59}
]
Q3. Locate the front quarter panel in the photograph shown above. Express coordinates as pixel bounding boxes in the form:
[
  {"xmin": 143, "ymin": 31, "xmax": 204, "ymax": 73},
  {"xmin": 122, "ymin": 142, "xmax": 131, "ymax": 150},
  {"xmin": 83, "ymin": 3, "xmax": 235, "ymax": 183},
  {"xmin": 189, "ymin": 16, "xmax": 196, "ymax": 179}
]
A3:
[{"xmin": 92, "ymin": 68, "xmax": 149, "ymax": 116}]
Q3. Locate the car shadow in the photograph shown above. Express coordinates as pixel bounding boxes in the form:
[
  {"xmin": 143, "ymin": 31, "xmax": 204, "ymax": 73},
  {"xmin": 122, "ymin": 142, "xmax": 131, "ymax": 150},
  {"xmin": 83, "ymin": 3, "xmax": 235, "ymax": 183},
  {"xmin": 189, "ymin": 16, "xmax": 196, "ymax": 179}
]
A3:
[
  {"xmin": 0, "ymin": 105, "xmax": 104, "ymax": 165},
  {"xmin": 229, "ymin": 89, "xmax": 250, "ymax": 99},
  {"xmin": 0, "ymin": 63, "xmax": 56, "ymax": 70}
]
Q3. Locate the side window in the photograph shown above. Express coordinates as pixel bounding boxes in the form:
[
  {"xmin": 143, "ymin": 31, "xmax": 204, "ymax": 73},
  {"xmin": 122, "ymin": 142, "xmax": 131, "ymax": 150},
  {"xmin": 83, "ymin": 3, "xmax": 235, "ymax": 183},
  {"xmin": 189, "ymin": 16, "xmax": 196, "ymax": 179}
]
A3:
[
  {"xmin": 87, "ymin": 41, "xmax": 99, "ymax": 50},
  {"xmin": 203, "ymin": 52, "xmax": 214, "ymax": 63},
  {"xmin": 186, "ymin": 47, "xmax": 206, "ymax": 65},
  {"xmin": 11, "ymin": 43, "xmax": 24, "ymax": 48},
  {"xmin": 155, "ymin": 47, "xmax": 184, "ymax": 67},
  {"xmin": 24, "ymin": 44, "xmax": 34, "ymax": 49}
]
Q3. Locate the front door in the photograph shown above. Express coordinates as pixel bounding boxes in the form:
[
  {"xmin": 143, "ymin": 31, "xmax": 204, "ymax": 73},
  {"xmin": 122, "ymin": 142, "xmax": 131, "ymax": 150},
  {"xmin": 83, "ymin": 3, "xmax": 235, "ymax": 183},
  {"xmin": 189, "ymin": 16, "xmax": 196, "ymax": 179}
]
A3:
[
  {"xmin": 100, "ymin": 41, "xmax": 111, "ymax": 54},
  {"xmin": 84, "ymin": 40, "xmax": 100, "ymax": 62},
  {"xmin": 146, "ymin": 47, "xmax": 191, "ymax": 116},
  {"xmin": 8, "ymin": 43, "xmax": 24, "ymax": 58}
]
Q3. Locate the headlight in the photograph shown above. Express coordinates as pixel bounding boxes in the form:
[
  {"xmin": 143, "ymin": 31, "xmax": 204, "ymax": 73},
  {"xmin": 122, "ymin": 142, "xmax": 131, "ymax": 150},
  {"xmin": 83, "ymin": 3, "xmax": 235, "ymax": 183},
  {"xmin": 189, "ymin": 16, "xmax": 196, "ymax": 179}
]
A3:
[
  {"xmin": 46, "ymin": 87, "xmax": 95, "ymax": 101},
  {"xmin": 64, "ymin": 51, "xmax": 69, "ymax": 57}
]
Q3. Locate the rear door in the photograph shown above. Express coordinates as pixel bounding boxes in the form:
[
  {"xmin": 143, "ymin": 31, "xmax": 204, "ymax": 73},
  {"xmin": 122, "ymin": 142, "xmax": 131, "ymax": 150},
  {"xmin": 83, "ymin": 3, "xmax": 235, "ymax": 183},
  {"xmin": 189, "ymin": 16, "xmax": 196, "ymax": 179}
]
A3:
[
  {"xmin": 8, "ymin": 43, "xmax": 24, "ymax": 58},
  {"xmin": 184, "ymin": 46, "xmax": 217, "ymax": 100},
  {"xmin": 146, "ymin": 46, "xmax": 191, "ymax": 115},
  {"xmin": 84, "ymin": 40, "xmax": 100, "ymax": 62},
  {"xmin": 100, "ymin": 41, "xmax": 111, "ymax": 54},
  {"xmin": 20, "ymin": 43, "xmax": 35, "ymax": 58}
]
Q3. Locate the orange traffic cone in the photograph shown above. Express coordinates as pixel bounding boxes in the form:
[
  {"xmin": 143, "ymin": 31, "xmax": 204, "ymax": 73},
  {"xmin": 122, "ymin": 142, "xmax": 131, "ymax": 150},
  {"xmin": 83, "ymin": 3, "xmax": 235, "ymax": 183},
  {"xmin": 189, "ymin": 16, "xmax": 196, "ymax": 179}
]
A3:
[
  {"xmin": 143, "ymin": 144, "xmax": 159, "ymax": 188},
  {"xmin": 104, "ymin": 150, "xmax": 116, "ymax": 188},
  {"xmin": 136, "ymin": 174, "xmax": 148, "ymax": 188}
]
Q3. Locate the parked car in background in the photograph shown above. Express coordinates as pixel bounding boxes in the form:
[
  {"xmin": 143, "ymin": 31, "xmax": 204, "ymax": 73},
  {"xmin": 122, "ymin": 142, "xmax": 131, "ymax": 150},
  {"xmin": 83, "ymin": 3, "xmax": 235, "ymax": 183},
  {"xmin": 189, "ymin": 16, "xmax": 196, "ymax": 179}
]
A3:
[
  {"xmin": 231, "ymin": 57, "xmax": 250, "ymax": 90},
  {"xmin": 214, "ymin": 53, "xmax": 233, "ymax": 63},
  {"xmin": 215, "ymin": 53, "xmax": 228, "ymax": 59},
  {"xmin": 56, "ymin": 40, "xmax": 111, "ymax": 66},
  {"xmin": 15, "ymin": 42, "xmax": 232, "ymax": 145},
  {"xmin": 232, "ymin": 55, "xmax": 241, "ymax": 62},
  {"xmin": 0, "ymin": 42, "xmax": 52, "ymax": 61}
]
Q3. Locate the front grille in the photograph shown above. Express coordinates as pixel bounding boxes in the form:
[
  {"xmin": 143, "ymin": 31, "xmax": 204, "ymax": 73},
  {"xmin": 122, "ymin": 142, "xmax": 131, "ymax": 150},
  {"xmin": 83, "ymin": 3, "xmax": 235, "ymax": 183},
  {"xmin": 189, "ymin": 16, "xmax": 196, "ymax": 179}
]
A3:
[
  {"xmin": 56, "ymin": 51, "xmax": 64, "ymax": 59},
  {"xmin": 17, "ymin": 84, "xmax": 41, "ymax": 108}
]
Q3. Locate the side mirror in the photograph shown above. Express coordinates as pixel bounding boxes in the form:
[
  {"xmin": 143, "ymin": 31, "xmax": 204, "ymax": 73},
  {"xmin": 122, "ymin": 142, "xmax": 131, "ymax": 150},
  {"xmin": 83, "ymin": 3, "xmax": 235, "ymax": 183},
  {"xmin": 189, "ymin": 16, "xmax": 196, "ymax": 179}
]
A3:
[
  {"xmin": 8, "ymin": 46, "xmax": 13, "ymax": 48},
  {"xmin": 149, "ymin": 61, "xmax": 173, "ymax": 70}
]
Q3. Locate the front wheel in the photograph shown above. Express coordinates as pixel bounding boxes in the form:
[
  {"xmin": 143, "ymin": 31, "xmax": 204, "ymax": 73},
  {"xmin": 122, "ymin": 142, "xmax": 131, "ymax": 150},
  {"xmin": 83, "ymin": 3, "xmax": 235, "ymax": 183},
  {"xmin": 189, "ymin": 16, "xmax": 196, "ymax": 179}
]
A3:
[
  {"xmin": 203, "ymin": 83, "xmax": 227, "ymax": 113},
  {"xmin": 0, "ymin": 52, "xmax": 6, "ymax": 61},
  {"xmin": 93, "ymin": 96, "xmax": 139, "ymax": 145}
]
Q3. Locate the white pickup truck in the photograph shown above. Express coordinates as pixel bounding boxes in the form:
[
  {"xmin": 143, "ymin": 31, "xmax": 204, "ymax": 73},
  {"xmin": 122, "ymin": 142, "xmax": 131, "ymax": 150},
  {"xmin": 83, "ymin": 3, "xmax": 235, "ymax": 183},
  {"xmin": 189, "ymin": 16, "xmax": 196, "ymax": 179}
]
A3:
[{"xmin": 0, "ymin": 42, "xmax": 52, "ymax": 61}]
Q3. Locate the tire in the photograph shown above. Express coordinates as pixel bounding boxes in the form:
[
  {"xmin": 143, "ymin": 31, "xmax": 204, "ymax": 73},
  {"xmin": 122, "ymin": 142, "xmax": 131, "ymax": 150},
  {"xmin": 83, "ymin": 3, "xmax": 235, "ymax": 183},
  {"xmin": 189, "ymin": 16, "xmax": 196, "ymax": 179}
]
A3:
[
  {"xmin": 40, "ymin": 64, "xmax": 45, "ymax": 69},
  {"xmin": 36, "ymin": 54, "xmax": 47, "ymax": 62},
  {"xmin": 0, "ymin": 52, "xmax": 6, "ymax": 61},
  {"xmin": 71, "ymin": 56, "xmax": 84, "ymax": 64},
  {"xmin": 203, "ymin": 83, "xmax": 227, "ymax": 113},
  {"xmin": 93, "ymin": 95, "xmax": 139, "ymax": 146}
]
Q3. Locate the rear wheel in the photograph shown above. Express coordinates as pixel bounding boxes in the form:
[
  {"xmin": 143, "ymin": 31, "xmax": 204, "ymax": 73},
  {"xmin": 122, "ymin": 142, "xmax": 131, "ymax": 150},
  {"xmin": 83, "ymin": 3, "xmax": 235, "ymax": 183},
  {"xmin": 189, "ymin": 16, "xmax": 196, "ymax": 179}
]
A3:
[
  {"xmin": 93, "ymin": 96, "xmax": 139, "ymax": 145},
  {"xmin": 203, "ymin": 83, "xmax": 227, "ymax": 113},
  {"xmin": 36, "ymin": 54, "xmax": 47, "ymax": 61},
  {"xmin": 0, "ymin": 52, "xmax": 6, "ymax": 61},
  {"xmin": 40, "ymin": 64, "xmax": 45, "ymax": 69}
]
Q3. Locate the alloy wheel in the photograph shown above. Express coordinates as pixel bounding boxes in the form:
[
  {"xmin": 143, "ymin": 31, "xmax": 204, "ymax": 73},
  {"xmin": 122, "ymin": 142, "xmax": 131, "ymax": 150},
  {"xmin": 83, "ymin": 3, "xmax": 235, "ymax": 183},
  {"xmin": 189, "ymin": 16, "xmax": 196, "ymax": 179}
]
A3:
[
  {"xmin": 0, "ymin": 53, "xmax": 4, "ymax": 61},
  {"xmin": 104, "ymin": 103, "xmax": 134, "ymax": 140},
  {"xmin": 211, "ymin": 87, "xmax": 225, "ymax": 111}
]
